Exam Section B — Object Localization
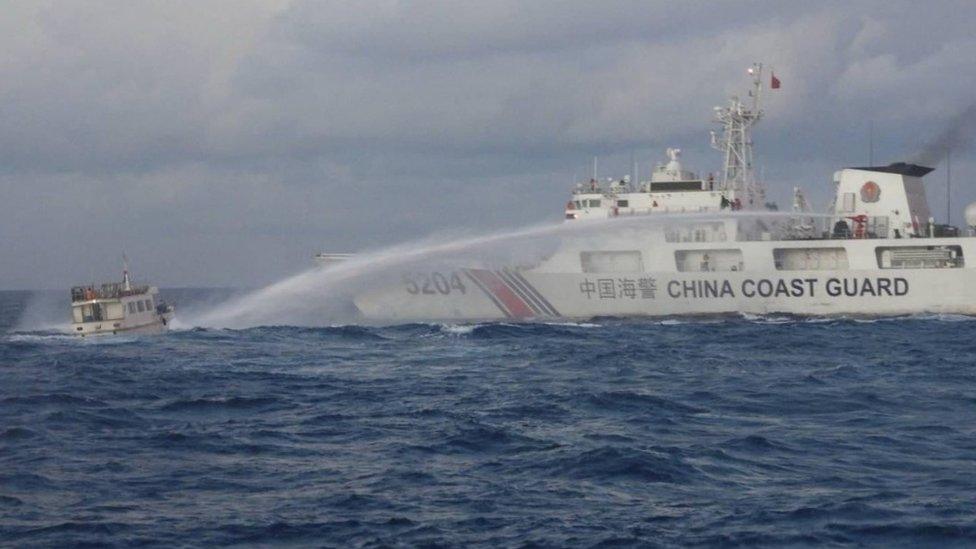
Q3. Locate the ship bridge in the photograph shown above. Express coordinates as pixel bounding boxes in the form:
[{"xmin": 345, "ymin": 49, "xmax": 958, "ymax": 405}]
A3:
[
  {"xmin": 564, "ymin": 148, "xmax": 735, "ymax": 221},
  {"xmin": 831, "ymin": 162, "xmax": 936, "ymax": 239}
]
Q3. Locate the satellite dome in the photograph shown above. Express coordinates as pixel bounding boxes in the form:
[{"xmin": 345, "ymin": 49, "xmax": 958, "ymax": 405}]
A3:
[{"xmin": 965, "ymin": 202, "xmax": 976, "ymax": 228}]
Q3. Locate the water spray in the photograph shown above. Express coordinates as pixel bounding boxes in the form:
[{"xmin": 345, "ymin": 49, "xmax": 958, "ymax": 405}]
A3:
[{"xmin": 188, "ymin": 210, "xmax": 835, "ymax": 329}]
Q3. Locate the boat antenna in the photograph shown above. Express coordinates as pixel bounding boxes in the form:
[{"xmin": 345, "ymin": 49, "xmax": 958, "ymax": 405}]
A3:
[
  {"xmin": 631, "ymin": 149, "xmax": 638, "ymax": 185},
  {"xmin": 592, "ymin": 156, "xmax": 598, "ymax": 180},
  {"xmin": 868, "ymin": 120, "xmax": 875, "ymax": 165},
  {"xmin": 122, "ymin": 252, "xmax": 131, "ymax": 291},
  {"xmin": 947, "ymin": 147, "xmax": 951, "ymax": 225}
]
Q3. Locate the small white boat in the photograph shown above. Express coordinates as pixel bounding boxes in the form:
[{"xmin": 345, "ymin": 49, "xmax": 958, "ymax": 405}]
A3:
[{"xmin": 70, "ymin": 262, "xmax": 174, "ymax": 337}]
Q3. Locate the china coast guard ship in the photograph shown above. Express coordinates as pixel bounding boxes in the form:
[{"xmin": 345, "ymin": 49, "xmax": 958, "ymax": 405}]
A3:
[{"xmin": 346, "ymin": 64, "xmax": 976, "ymax": 321}]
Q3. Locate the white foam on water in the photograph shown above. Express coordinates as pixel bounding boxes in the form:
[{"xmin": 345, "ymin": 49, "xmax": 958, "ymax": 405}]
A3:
[
  {"xmin": 543, "ymin": 321, "xmax": 602, "ymax": 328},
  {"xmin": 803, "ymin": 316, "xmax": 840, "ymax": 323},
  {"xmin": 929, "ymin": 313, "xmax": 976, "ymax": 322},
  {"xmin": 881, "ymin": 313, "xmax": 976, "ymax": 323},
  {"xmin": 3, "ymin": 332, "xmax": 142, "ymax": 345},
  {"xmin": 166, "ymin": 317, "xmax": 196, "ymax": 331},
  {"xmin": 437, "ymin": 324, "xmax": 480, "ymax": 335},
  {"xmin": 5, "ymin": 333, "xmax": 74, "ymax": 343}
]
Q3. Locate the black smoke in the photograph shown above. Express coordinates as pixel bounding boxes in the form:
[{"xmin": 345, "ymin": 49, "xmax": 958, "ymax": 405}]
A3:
[{"xmin": 911, "ymin": 104, "xmax": 976, "ymax": 167}]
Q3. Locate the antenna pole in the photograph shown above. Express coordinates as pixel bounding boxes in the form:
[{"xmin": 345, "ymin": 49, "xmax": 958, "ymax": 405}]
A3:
[
  {"xmin": 631, "ymin": 149, "xmax": 638, "ymax": 185},
  {"xmin": 592, "ymin": 156, "xmax": 598, "ymax": 180},
  {"xmin": 122, "ymin": 252, "xmax": 131, "ymax": 291},
  {"xmin": 868, "ymin": 120, "xmax": 874, "ymax": 165},
  {"xmin": 751, "ymin": 63, "xmax": 762, "ymax": 113},
  {"xmin": 947, "ymin": 147, "xmax": 951, "ymax": 226}
]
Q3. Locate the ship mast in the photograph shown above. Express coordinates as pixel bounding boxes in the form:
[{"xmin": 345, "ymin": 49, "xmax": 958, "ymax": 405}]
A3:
[
  {"xmin": 122, "ymin": 253, "xmax": 131, "ymax": 291},
  {"xmin": 711, "ymin": 63, "xmax": 764, "ymax": 207}
]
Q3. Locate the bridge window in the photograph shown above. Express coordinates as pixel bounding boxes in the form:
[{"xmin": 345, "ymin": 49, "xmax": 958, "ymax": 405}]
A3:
[
  {"xmin": 137, "ymin": 300, "xmax": 145, "ymax": 313},
  {"xmin": 581, "ymin": 251, "xmax": 643, "ymax": 273},
  {"xmin": 841, "ymin": 193, "xmax": 856, "ymax": 212},
  {"xmin": 80, "ymin": 303, "xmax": 103, "ymax": 322},
  {"xmin": 774, "ymin": 247, "xmax": 848, "ymax": 270},
  {"xmin": 665, "ymin": 222, "xmax": 728, "ymax": 243},
  {"xmin": 675, "ymin": 249, "xmax": 743, "ymax": 272},
  {"xmin": 128, "ymin": 302, "xmax": 136, "ymax": 314},
  {"xmin": 617, "ymin": 200, "xmax": 629, "ymax": 208},
  {"xmin": 876, "ymin": 245, "xmax": 963, "ymax": 269},
  {"xmin": 104, "ymin": 303, "xmax": 125, "ymax": 320}
]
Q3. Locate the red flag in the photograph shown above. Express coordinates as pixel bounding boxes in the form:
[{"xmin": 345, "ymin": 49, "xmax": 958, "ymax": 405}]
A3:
[{"xmin": 771, "ymin": 73, "xmax": 781, "ymax": 89}]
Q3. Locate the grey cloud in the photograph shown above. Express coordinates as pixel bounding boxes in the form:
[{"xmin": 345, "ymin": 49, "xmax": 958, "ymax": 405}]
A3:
[{"xmin": 0, "ymin": 1, "xmax": 974, "ymax": 288}]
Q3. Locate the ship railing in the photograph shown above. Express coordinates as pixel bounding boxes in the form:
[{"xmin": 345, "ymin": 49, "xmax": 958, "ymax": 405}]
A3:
[
  {"xmin": 71, "ymin": 284, "xmax": 151, "ymax": 302},
  {"xmin": 572, "ymin": 207, "xmax": 960, "ymax": 242},
  {"xmin": 731, "ymin": 215, "xmax": 896, "ymax": 242}
]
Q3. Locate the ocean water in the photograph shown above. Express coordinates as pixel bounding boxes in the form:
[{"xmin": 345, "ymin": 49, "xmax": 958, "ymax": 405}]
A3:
[{"xmin": 2, "ymin": 289, "xmax": 976, "ymax": 547}]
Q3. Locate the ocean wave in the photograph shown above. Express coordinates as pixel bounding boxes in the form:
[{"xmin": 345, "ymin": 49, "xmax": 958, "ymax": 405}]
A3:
[
  {"xmin": 440, "ymin": 422, "xmax": 554, "ymax": 455},
  {"xmin": 4, "ymin": 331, "xmax": 73, "ymax": 343},
  {"xmin": 2, "ymin": 393, "xmax": 108, "ymax": 407},
  {"xmin": 436, "ymin": 323, "xmax": 480, "ymax": 335},
  {"xmin": 158, "ymin": 396, "xmax": 280, "ymax": 413},
  {"xmin": 3, "ymin": 290, "xmax": 976, "ymax": 546},
  {"xmin": 0, "ymin": 427, "xmax": 39, "ymax": 441},
  {"xmin": 583, "ymin": 390, "xmax": 707, "ymax": 415},
  {"xmin": 535, "ymin": 446, "xmax": 700, "ymax": 484}
]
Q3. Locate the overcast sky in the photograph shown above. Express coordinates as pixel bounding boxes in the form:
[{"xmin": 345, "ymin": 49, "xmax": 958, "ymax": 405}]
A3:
[{"xmin": 2, "ymin": 0, "xmax": 975, "ymax": 289}]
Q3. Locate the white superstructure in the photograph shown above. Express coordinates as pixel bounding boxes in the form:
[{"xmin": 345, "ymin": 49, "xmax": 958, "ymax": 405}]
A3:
[
  {"xmin": 70, "ymin": 262, "xmax": 173, "ymax": 336},
  {"xmin": 341, "ymin": 63, "xmax": 976, "ymax": 322}
]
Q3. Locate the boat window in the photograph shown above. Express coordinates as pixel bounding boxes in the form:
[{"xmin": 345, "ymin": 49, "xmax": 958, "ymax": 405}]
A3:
[
  {"xmin": 72, "ymin": 306, "xmax": 83, "ymax": 323},
  {"xmin": 137, "ymin": 300, "xmax": 145, "ymax": 313},
  {"xmin": 675, "ymin": 249, "xmax": 743, "ymax": 272},
  {"xmin": 650, "ymin": 181, "xmax": 705, "ymax": 192},
  {"xmin": 104, "ymin": 303, "xmax": 125, "ymax": 320},
  {"xmin": 617, "ymin": 200, "xmax": 629, "ymax": 208},
  {"xmin": 876, "ymin": 245, "xmax": 963, "ymax": 269},
  {"xmin": 588, "ymin": 199, "xmax": 601, "ymax": 208},
  {"xmin": 580, "ymin": 251, "xmax": 643, "ymax": 273},
  {"xmin": 128, "ymin": 302, "xmax": 136, "ymax": 314},
  {"xmin": 773, "ymin": 248, "xmax": 848, "ymax": 270},
  {"xmin": 665, "ymin": 222, "xmax": 728, "ymax": 243},
  {"xmin": 841, "ymin": 193, "xmax": 856, "ymax": 212},
  {"xmin": 81, "ymin": 303, "xmax": 103, "ymax": 322},
  {"xmin": 145, "ymin": 299, "xmax": 152, "ymax": 310}
]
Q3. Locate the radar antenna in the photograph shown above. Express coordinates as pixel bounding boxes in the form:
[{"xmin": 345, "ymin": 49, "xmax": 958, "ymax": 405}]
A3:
[{"xmin": 711, "ymin": 63, "xmax": 765, "ymax": 207}]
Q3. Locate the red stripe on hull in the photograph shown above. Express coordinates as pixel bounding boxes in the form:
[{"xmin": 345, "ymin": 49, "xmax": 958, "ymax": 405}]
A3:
[{"xmin": 468, "ymin": 270, "xmax": 535, "ymax": 318}]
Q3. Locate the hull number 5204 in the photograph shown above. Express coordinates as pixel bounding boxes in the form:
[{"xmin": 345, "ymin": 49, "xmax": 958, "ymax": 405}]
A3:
[{"xmin": 403, "ymin": 272, "xmax": 467, "ymax": 295}]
